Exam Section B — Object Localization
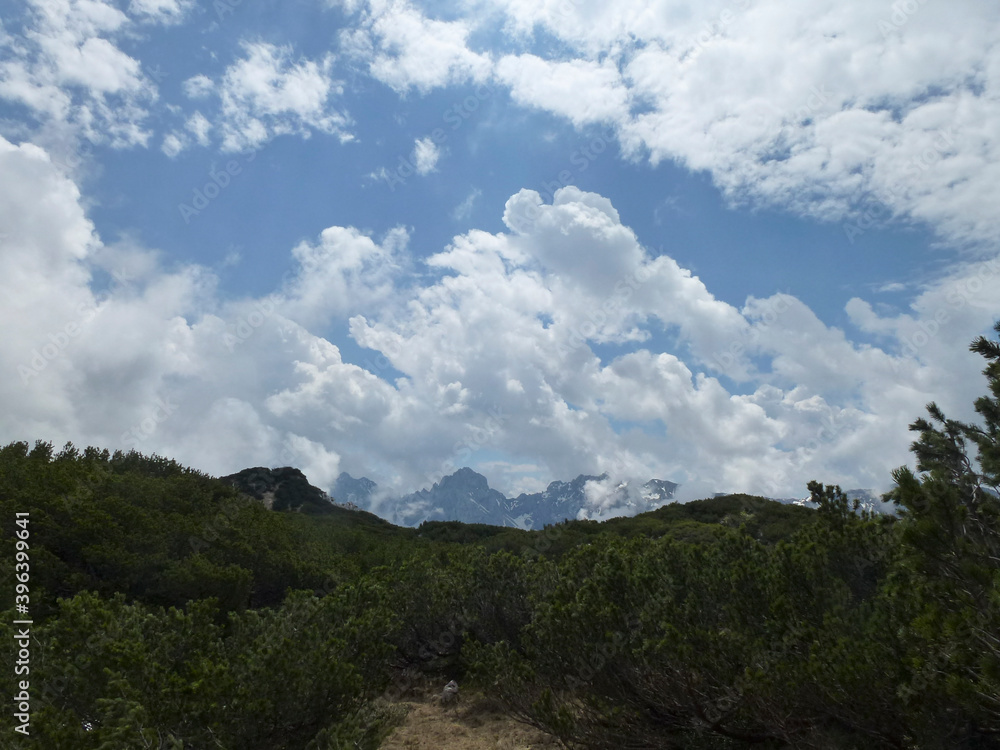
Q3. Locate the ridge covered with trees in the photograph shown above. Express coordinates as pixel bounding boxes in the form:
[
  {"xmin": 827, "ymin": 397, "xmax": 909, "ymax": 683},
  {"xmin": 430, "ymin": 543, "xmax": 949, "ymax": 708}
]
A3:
[{"xmin": 2, "ymin": 324, "xmax": 999, "ymax": 748}]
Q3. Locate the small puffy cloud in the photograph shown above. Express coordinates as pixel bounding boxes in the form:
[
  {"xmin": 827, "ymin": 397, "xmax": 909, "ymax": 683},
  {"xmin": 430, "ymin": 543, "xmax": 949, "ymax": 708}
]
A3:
[
  {"xmin": 161, "ymin": 131, "xmax": 188, "ymax": 157},
  {"xmin": 161, "ymin": 111, "xmax": 211, "ymax": 155},
  {"xmin": 877, "ymin": 282, "xmax": 907, "ymax": 293},
  {"xmin": 57, "ymin": 37, "xmax": 145, "ymax": 94},
  {"xmin": 216, "ymin": 41, "xmax": 351, "ymax": 152},
  {"xmin": 128, "ymin": 0, "xmax": 195, "ymax": 25},
  {"xmin": 340, "ymin": 0, "xmax": 491, "ymax": 93},
  {"xmin": 182, "ymin": 74, "xmax": 214, "ymax": 99},
  {"xmin": 412, "ymin": 136, "xmax": 440, "ymax": 174},
  {"xmin": 185, "ymin": 111, "xmax": 211, "ymax": 145},
  {"xmin": 453, "ymin": 188, "xmax": 481, "ymax": 221}
]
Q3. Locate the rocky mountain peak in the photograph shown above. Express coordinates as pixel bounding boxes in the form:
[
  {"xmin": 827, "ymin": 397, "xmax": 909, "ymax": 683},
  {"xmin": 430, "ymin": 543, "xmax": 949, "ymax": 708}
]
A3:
[
  {"xmin": 334, "ymin": 467, "xmax": 678, "ymax": 529},
  {"xmin": 222, "ymin": 466, "xmax": 334, "ymax": 514}
]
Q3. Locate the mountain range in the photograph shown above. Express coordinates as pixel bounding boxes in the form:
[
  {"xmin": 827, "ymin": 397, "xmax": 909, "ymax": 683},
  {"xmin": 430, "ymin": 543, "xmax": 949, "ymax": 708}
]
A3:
[
  {"xmin": 790, "ymin": 487, "xmax": 897, "ymax": 515},
  {"xmin": 333, "ymin": 467, "xmax": 678, "ymax": 529},
  {"xmin": 223, "ymin": 465, "xmax": 887, "ymax": 530}
]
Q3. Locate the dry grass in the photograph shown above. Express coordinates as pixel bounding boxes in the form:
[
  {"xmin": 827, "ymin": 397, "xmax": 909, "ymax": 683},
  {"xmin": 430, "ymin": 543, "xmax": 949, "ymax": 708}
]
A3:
[{"xmin": 378, "ymin": 685, "xmax": 563, "ymax": 750}]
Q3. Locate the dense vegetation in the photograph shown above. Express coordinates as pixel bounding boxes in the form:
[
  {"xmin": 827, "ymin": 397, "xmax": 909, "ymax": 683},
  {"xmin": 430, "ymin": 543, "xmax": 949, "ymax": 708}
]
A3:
[{"xmin": 2, "ymin": 324, "xmax": 999, "ymax": 748}]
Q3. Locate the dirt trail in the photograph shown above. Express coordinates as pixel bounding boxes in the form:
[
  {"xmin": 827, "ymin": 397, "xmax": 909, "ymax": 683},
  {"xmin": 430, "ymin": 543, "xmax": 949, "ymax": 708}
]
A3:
[{"xmin": 379, "ymin": 691, "xmax": 563, "ymax": 750}]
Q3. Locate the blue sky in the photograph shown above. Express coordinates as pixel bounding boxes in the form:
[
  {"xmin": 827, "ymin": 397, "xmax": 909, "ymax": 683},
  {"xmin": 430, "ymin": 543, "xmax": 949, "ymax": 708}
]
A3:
[{"xmin": 2, "ymin": 0, "xmax": 999, "ymax": 511}]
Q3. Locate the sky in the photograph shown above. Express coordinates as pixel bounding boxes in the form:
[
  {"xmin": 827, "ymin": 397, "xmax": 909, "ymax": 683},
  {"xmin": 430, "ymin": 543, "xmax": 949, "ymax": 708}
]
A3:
[{"xmin": 1, "ymin": 0, "xmax": 999, "ymax": 506}]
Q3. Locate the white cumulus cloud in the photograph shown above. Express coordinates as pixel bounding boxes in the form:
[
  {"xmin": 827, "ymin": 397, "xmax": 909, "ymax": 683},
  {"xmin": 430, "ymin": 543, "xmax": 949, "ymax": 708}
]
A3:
[
  {"xmin": 2, "ymin": 135, "xmax": 998, "ymax": 504},
  {"xmin": 0, "ymin": 0, "xmax": 158, "ymax": 147},
  {"xmin": 334, "ymin": 0, "xmax": 1000, "ymax": 249},
  {"xmin": 212, "ymin": 42, "xmax": 352, "ymax": 152},
  {"xmin": 339, "ymin": 0, "xmax": 492, "ymax": 93}
]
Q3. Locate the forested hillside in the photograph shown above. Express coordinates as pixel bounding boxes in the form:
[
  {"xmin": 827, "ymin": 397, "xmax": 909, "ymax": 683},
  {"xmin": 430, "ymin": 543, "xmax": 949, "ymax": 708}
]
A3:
[{"xmin": 2, "ymin": 324, "xmax": 999, "ymax": 749}]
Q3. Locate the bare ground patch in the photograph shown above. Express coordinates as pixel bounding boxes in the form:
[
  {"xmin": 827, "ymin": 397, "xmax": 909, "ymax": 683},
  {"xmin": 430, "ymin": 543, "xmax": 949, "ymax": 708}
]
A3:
[{"xmin": 379, "ymin": 688, "xmax": 563, "ymax": 750}]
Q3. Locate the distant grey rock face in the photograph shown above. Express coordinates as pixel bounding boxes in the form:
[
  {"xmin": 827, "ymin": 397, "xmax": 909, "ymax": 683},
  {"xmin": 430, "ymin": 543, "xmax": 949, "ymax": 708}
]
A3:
[
  {"xmin": 332, "ymin": 468, "xmax": 678, "ymax": 529},
  {"xmin": 332, "ymin": 472, "xmax": 378, "ymax": 507},
  {"xmin": 403, "ymin": 467, "xmax": 512, "ymax": 526},
  {"xmin": 501, "ymin": 473, "xmax": 679, "ymax": 527}
]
